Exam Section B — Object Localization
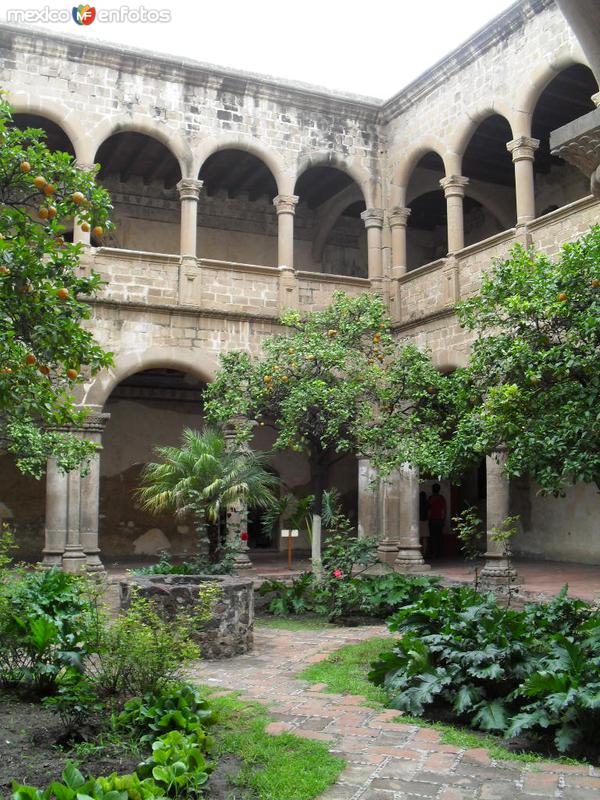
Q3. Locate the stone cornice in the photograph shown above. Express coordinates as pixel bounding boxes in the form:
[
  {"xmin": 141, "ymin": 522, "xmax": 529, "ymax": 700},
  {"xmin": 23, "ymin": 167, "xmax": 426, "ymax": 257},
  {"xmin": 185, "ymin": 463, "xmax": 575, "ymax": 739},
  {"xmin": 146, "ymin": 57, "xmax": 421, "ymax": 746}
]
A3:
[
  {"xmin": 0, "ymin": 0, "xmax": 554, "ymax": 124},
  {"xmin": 0, "ymin": 24, "xmax": 381, "ymax": 121}
]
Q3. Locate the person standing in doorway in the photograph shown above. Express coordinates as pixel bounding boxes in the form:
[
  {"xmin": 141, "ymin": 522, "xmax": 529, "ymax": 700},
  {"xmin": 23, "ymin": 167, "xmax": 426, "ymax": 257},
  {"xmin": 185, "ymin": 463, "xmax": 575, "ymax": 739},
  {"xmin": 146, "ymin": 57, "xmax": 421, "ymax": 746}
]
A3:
[{"xmin": 428, "ymin": 483, "xmax": 446, "ymax": 559}]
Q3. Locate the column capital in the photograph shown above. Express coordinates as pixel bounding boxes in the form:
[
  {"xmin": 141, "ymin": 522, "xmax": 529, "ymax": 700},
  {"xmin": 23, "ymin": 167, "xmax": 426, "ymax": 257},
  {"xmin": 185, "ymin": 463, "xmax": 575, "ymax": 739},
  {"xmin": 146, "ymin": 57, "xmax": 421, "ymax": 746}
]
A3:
[
  {"xmin": 176, "ymin": 178, "xmax": 203, "ymax": 201},
  {"xmin": 273, "ymin": 194, "xmax": 299, "ymax": 214},
  {"xmin": 439, "ymin": 175, "xmax": 469, "ymax": 197},
  {"xmin": 75, "ymin": 161, "xmax": 96, "ymax": 173},
  {"xmin": 506, "ymin": 137, "xmax": 540, "ymax": 162},
  {"xmin": 360, "ymin": 208, "xmax": 385, "ymax": 228},
  {"xmin": 389, "ymin": 206, "xmax": 411, "ymax": 228}
]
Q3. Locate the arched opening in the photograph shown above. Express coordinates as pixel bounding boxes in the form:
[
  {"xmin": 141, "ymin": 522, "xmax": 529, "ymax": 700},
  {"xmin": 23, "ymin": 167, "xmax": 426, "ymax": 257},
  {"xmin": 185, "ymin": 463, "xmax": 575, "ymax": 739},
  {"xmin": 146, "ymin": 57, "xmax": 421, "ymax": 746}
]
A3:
[
  {"xmin": 532, "ymin": 63, "xmax": 598, "ymax": 216},
  {"xmin": 406, "ymin": 153, "xmax": 447, "ymax": 270},
  {"xmin": 462, "ymin": 115, "xmax": 515, "ymax": 244},
  {"xmin": 198, "ymin": 149, "xmax": 278, "ymax": 267},
  {"xmin": 12, "ymin": 113, "xmax": 76, "ymax": 156},
  {"xmin": 294, "ymin": 166, "xmax": 367, "ymax": 277},
  {"xmin": 94, "ymin": 132, "xmax": 183, "ymax": 253},
  {"xmin": 0, "ymin": 454, "xmax": 46, "ymax": 564},
  {"xmin": 99, "ymin": 367, "xmax": 206, "ymax": 564}
]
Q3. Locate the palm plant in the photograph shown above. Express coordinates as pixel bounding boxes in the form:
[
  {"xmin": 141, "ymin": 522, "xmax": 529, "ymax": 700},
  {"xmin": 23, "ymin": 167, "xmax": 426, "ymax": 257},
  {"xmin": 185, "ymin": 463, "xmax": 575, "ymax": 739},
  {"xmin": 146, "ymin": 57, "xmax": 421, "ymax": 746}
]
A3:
[{"xmin": 137, "ymin": 427, "xmax": 279, "ymax": 556}]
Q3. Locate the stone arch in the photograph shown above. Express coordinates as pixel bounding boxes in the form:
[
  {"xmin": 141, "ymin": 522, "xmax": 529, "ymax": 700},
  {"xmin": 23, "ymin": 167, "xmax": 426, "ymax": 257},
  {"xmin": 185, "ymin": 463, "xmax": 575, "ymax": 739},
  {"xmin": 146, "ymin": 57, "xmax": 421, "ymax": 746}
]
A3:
[
  {"xmin": 86, "ymin": 115, "xmax": 192, "ymax": 177},
  {"xmin": 295, "ymin": 151, "xmax": 377, "ymax": 208},
  {"xmin": 513, "ymin": 48, "xmax": 591, "ymax": 132},
  {"xmin": 392, "ymin": 141, "xmax": 452, "ymax": 204},
  {"xmin": 193, "ymin": 135, "xmax": 288, "ymax": 196},
  {"xmin": 6, "ymin": 93, "xmax": 86, "ymax": 160},
  {"xmin": 83, "ymin": 346, "xmax": 218, "ymax": 410},
  {"xmin": 450, "ymin": 105, "xmax": 516, "ymax": 159}
]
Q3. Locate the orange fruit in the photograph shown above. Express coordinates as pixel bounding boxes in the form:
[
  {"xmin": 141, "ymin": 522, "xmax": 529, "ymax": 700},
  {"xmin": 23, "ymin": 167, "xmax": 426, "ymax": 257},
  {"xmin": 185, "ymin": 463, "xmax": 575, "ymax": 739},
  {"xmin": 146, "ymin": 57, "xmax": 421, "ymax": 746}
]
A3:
[
  {"xmin": 92, "ymin": 225, "xmax": 103, "ymax": 237},
  {"xmin": 327, "ymin": 329, "xmax": 337, "ymax": 337},
  {"xmin": 66, "ymin": 368, "xmax": 78, "ymax": 380},
  {"xmin": 0, "ymin": 267, "xmax": 9, "ymax": 276},
  {"xmin": 47, "ymin": 206, "xmax": 57, "ymax": 219},
  {"xmin": 57, "ymin": 288, "xmax": 69, "ymax": 300},
  {"xmin": 592, "ymin": 279, "xmax": 599, "ymax": 288},
  {"xmin": 43, "ymin": 184, "xmax": 55, "ymax": 196},
  {"xmin": 72, "ymin": 191, "xmax": 85, "ymax": 205},
  {"xmin": 38, "ymin": 365, "xmax": 50, "ymax": 376},
  {"xmin": 34, "ymin": 176, "xmax": 46, "ymax": 189},
  {"xmin": 25, "ymin": 354, "xmax": 37, "ymax": 366},
  {"xmin": 20, "ymin": 161, "xmax": 31, "ymax": 173},
  {"xmin": 558, "ymin": 292, "xmax": 567, "ymax": 302},
  {"xmin": 38, "ymin": 206, "xmax": 49, "ymax": 220},
  {"xmin": 80, "ymin": 222, "xmax": 90, "ymax": 233}
]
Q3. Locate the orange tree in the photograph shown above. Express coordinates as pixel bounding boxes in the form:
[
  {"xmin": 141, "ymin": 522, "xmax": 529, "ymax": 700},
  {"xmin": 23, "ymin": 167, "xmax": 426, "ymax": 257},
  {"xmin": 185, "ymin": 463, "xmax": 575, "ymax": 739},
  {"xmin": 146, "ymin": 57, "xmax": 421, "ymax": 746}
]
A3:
[
  {"xmin": 204, "ymin": 292, "xmax": 449, "ymax": 560},
  {"xmin": 449, "ymin": 226, "xmax": 600, "ymax": 494},
  {"xmin": 0, "ymin": 97, "xmax": 113, "ymax": 477}
]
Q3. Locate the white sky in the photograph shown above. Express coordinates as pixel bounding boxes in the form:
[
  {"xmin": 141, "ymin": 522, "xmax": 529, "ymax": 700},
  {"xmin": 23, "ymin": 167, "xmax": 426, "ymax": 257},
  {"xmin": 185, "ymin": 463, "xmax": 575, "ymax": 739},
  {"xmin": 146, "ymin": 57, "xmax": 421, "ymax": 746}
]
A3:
[{"xmin": 1, "ymin": 0, "xmax": 516, "ymax": 99}]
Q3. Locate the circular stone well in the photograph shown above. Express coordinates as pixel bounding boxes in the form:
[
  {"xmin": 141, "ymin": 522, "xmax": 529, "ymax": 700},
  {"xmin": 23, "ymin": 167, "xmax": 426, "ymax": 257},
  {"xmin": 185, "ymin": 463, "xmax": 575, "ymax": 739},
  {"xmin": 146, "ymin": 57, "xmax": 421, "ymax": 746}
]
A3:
[{"xmin": 120, "ymin": 574, "xmax": 254, "ymax": 659}]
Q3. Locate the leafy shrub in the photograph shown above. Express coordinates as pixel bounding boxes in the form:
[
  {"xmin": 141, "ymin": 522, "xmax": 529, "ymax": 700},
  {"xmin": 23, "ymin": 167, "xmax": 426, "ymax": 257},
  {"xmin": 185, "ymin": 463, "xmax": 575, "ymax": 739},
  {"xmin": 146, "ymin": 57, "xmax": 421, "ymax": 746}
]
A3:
[
  {"xmin": 91, "ymin": 595, "xmax": 200, "ymax": 698},
  {"xmin": 260, "ymin": 569, "xmax": 439, "ymax": 622},
  {"xmin": 0, "ymin": 568, "xmax": 99, "ymax": 695},
  {"xmin": 12, "ymin": 762, "xmax": 165, "ymax": 800},
  {"xmin": 115, "ymin": 683, "xmax": 214, "ymax": 742},
  {"xmin": 370, "ymin": 584, "xmax": 600, "ymax": 756},
  {"xmin": 137, "ymin": 730, "xmax": 210, "ymax": 798},
  {"xmin": 370, "ymin": 586, "xmax": 534, "ymax": 731},
  {"xmin": 508, "ymin": 620, "xmax": 600, "ymax": 756},
  {"xmin": 132, "ymin": 545, "xmax": 240, "ymax": 577}
]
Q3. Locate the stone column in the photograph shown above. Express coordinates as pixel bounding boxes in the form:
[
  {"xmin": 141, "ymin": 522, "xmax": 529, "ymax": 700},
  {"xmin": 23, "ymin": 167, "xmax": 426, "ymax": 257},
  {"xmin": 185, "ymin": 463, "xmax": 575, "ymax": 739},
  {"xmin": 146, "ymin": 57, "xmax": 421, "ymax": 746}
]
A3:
[
  {"xmin": 394, "ymin": 464, "xmax": 430, "ymax": 573},
  {"xmin": 479, "ymin": 449, "xmax": 521, "ymax": 590},
  {"xmin": 73, "ymin": 161, "xmax": 94, "ymax": 246},
  {"xmin": 440, "ymin": 176, "xmax": 469, "ymax": 254},
  {"xmin": 377, "ymin": 468, "xmax": 402, "ymax": 566},
  {"xmin": 224, "ymin": 421, "xmax": 253, "ymax": 570},
  {"xmin": 506, "ymin": 137, "xmax": 539, "ymax": 226},
  {"xmin": 357, "ymin": 457, "xmax": 379, "ymax": 539},
  {"xmin": 79, "ymin": 413, "xmax": 110, "ymax": 572},
  {"xmin": 177, "ymin": 178, "xmax": 203, "ymax": 259},
  {"xmin": 42, "ymin": 458, "xmax": 69, "ymax": 568},
  {"xmin": 389, "ymin": 207, "xmax": 411, "ymax": 322},
  {"xmin": 62, "ymin": 459, "xmax": 87, "ymax": 573},
  {"xmin": 361, "ymin": 208, "xmax": 385, "ymax": 293},
  {"xmin": 273, "ymin": 194, "xmax": 299, "ymax": 268},
  {"xmin": 177, "ymin": 178, "xmax": 203, "ymax": 305}
]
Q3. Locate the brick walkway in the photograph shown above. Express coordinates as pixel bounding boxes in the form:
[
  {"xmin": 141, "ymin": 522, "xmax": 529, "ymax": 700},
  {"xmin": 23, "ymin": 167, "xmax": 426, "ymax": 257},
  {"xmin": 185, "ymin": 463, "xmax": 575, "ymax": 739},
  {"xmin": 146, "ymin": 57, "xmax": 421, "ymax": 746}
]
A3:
[{"xmin": 189, "ymin": 625, "xmax": 600, "ymax": 800}]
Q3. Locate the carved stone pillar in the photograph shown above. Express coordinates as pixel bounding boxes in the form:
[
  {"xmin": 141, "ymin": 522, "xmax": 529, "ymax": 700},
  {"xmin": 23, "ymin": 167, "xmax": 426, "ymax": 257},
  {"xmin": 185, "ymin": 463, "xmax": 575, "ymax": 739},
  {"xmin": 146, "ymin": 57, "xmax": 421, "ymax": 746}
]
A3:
[
  {"xmin": 224, "ymin": 421, "xmax": 253, "ymax": 570},
  {"xmin": 361, "ymin": 208, "xmax": 385, "ymax": 293},
  {"xmin": 389, "ymin": 207, "xmax": 411, "ymax": 322},
  {"xmin": 506, "ymin": 137, "xmax": 539, "ymax": 225},
  {"xmin": 394, "ymin": 464, "xmax": 430, "ymax": 573},
  {"xmin": 177, "ymin": 178, "xmax": 203, "ymax": 304},
  {"xmin": 42, "ymin": 458, "xmax": 69, "ymax": 568},
  {"xmin": 440, "ymin": 175, "xmax": 469, "ymax": 253},
  {"xmin": 479, "ymin": 449, "xmax": 521, "ymax": 591},
  {"xmin": 357, "ymin": 457, "xmax": 379, "ymax": 539},
  {"xmin": 79, "ymin": 413, "xmax": 110, "ymax": 572},
  {"xmin": 273, "ymin": 194, "xmax": 299, "ymax": 269},
  {"xmin": 278, "ymin": 265, "xmax": 299, "ymax": 312},
  {"xmin": 43, "ymin": 413, "xmax": 110, "ymax": 573}
]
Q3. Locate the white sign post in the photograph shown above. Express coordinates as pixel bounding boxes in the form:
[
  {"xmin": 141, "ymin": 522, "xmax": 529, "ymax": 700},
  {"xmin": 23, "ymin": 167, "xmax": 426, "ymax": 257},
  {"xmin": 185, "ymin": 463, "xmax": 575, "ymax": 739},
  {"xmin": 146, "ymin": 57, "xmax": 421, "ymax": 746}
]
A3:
[{"xmin": 281, "ymin": 529, "xmax": 299, "ymax": 570}]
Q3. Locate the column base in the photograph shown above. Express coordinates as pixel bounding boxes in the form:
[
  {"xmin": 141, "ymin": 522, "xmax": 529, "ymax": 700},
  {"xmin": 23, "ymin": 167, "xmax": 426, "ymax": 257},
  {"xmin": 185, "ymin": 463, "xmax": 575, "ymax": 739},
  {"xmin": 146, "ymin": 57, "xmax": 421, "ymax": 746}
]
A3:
[
  {"xmin": 84, "ymin": 551, "xmax": 106, "ymax": 574},
  {"xmin": 479, "ymin": 556, "xmax": 522, "ymax": 593},
  {"xmin": 41, "ymin": 550, "xmax": 63, "ymax": 569},
  {"xmin": 394, "ymin": 544, "xmax": 431, "ymax": 574},
  {"xmin": 233, "ymin": 549, "xmax": 253, "ymax": 571},
  {"xmin": 376, "ymin": 538, "xmax": 399, "ymax": 565},
  {"xmin": 62, "ymin": 546, "xmax": 88, "ymax": 574}
]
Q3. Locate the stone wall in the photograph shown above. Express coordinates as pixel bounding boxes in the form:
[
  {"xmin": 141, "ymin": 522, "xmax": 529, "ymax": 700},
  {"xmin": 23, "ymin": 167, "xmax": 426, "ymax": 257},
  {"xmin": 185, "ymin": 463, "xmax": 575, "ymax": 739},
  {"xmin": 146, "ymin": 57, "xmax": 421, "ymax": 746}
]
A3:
[{"xmin": 121, "ymin": 574, "xmax": 254, "ymax": 659}]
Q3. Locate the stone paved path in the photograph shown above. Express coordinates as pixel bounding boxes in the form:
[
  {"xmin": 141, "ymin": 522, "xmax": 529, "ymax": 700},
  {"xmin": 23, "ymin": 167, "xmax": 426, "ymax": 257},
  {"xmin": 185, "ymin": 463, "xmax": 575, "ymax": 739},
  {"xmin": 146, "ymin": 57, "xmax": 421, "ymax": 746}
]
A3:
[{"xmin": 189, "ymin": 625, "xmax": 600, "ymax": 800}]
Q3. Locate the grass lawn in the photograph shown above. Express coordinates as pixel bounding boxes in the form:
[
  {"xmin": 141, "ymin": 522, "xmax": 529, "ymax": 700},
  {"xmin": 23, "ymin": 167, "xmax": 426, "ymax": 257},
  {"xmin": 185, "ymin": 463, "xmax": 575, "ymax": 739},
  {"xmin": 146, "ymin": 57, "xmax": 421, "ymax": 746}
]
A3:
[
  {"xmin": 296, "ymin": 637, "xmax": 586, "ymax": 767},
  {"xmin": 206, "ymin": 689, "xmax": 345, "ymax": 800}
]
